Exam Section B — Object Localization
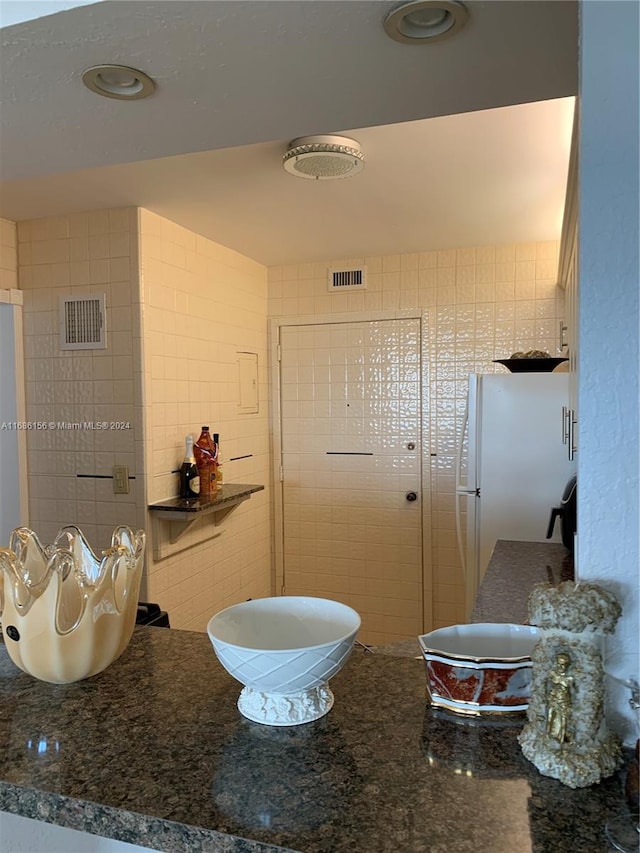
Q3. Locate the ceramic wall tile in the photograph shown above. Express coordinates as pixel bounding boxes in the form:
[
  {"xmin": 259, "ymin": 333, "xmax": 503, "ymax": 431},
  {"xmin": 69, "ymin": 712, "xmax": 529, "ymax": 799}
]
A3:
[
  {"xmin": 16, "ymin": 222, "xmax": 562, "ymax": 636},
  {"xmin": 17, "ymin": 211, "xmax": 140, "ymax": 581},
  {"xmin": 137, "ymin": 208, "xmax": 270, "ymax": 630},
  {"xmin": 268, "ymin": 239, "xmax": 561, "ymax": 638}
]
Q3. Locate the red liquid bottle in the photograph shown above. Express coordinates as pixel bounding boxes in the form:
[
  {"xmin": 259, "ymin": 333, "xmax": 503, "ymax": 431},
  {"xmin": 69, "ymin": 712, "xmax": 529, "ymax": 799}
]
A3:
[{"xmin": 193, "ymin": 426, "xmax": 217, "ymax": 498}]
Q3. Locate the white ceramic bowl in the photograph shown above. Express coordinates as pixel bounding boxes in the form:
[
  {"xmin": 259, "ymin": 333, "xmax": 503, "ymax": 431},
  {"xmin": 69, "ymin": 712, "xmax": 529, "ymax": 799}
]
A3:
[
  {"xmin": 418, "ymin": 623, "xmax": 541, "ymax": 716},
  {"xmin": 207, "ymin": 596, "xmax": 360, "ymax": 726}
]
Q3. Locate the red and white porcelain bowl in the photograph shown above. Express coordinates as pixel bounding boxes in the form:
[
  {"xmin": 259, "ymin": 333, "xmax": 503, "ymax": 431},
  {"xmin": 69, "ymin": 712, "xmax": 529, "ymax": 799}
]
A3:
[{"xmin": 418, "ymin": 623, "xmax": 541, "ymax": 716}]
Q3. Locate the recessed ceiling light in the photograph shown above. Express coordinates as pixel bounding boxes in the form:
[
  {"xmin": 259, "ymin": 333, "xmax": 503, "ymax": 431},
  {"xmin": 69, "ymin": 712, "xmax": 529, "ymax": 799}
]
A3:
[
  {"xmin": 81, "ymin": 64, "xmax": 156, "ymax": 100},
  {"xmin": 283, "ymin": 135, "xmax": 365, "ymax": 181},
  {"xmin": 384, "ymin": 0, "xmax": 469, "ymax": 44}
]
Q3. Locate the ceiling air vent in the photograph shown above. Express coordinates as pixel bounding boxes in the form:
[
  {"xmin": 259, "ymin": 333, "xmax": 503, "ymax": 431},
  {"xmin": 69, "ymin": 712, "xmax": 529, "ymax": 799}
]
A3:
[
  {"xmin": 328, "ymin": 265, "xmax": 367, "ymax": 293},
  {"xmin": 60, "ymin": 294, "xmax": 107, "ymax": 350}
]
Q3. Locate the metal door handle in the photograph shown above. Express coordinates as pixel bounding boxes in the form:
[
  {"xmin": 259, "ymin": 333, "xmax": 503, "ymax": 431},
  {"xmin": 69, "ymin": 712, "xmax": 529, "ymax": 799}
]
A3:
[
  {"xmin": 406, "ymin": 491, "xmax": 417, "ymax": 502},
  {"xmin": 568, "ymin": 410, "xmax": 577, "ymax": 461},
  {"xmin": 562, "ymin": 406, "xmax": 570, "ymax": 445},
  {"xmin": 559, "ymin": 319, "xmax": 568, "ymax": 352},
  {"xmin": 407, "ymin": 442, "xmax": 416, "ymax": 450}
]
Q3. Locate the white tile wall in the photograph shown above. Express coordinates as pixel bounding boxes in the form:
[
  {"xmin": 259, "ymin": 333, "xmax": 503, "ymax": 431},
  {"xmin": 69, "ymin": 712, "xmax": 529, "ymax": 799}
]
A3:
[
  {"xmin": 13, "ymin": 209, "xmax": 560, "ymax": 637},
  {"xmin": 16, "ymin": 208, "xmax": 272, "ymax": 633},
  {"xmin": 268, "ymin": 242, "xmax": 563, "ymax": 629},
  {"xmin": 17, "ymin": 209, "xmax": 145, "ymax": 551},
  {"xmin": 138, "ymin": 210, "xmax": 271, "ymax": 631},
  {"xmin": 0, "ymin": 218, "xmax": 18, "ymax": 291}
]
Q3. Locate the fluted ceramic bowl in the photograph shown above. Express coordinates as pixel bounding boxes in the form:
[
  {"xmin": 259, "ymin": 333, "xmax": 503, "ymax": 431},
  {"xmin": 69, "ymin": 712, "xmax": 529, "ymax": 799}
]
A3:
[
  {"xmin": 207, "ymin": 596, "xmax": 360, "ymax": 726},
  {"xmin": 0, "ymin": 525, "xmax": 145, "ymax": 683},
  {"xmin": 418, "ymin": 623, "xmax": 541, "ymax": 717}
]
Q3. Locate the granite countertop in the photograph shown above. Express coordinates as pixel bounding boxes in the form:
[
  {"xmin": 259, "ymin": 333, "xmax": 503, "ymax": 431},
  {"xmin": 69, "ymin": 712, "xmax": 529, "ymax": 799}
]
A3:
[
  {"xmin": 470, "ymin": 539, "xmax": 574, "ymax": 624},
  {"xmin": 0, "ymin": 620, "xmax": 627, "ymax": 853},
  {"xmin": 148, "ymin": 484, "xmax": 264, "ymax": 514},
  {"xmin": 374, "ymin": 539, "xmax": 575, "ymax": 659}
]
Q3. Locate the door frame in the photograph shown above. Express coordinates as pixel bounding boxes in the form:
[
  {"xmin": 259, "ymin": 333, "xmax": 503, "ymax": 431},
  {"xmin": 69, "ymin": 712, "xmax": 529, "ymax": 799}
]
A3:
[
  {"xmin": 269, "ymin": 308, "xmax": 435, "ymax": 635},
  {"xmin": 0, "ymin": 290, "xmax": 29, "ymax": 540}
]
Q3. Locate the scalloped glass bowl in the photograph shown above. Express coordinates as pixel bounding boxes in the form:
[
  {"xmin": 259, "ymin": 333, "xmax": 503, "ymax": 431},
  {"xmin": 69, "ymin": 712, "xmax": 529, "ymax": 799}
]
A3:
[
  {"xmin": 0, "ymin": 525, "xmax": 145, "ymax": 683},
  {"xmin": 207, "ymin": 596, "xmax": 361, "ymax": 726}
]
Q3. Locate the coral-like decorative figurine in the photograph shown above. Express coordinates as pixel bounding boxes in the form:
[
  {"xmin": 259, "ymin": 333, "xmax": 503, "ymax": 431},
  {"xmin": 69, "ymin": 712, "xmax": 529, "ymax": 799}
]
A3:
[
  {"xmin": 528, "ymin": 580, "xmax": 622, "ymax": 634},
  {"xmin": 0, "ymin": 525, "xmax": 145, "ymax": 683},
  {"xmin": 519, "ymin": 581, "xmax": 623, "ymax": 788}
]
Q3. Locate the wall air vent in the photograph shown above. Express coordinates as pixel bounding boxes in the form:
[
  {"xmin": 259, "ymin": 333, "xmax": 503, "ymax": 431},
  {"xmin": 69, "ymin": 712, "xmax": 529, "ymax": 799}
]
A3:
[
  {"xmin": 327, "ymin": 265, "xmax": 367, "ymax": 292},
  {"xmin": 60, "ymin": 294, "xmax": 107, "ymax": 350}
]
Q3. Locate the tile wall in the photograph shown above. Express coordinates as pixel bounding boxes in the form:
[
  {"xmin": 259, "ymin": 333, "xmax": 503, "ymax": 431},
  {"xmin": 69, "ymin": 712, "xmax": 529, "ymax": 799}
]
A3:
[
  {"xmin": 14, "ymin": 207, "xmax": 272, "ymax": 632},
  {"xmin": 11, "ymin": 212, "xmax": 560, "ymax": 634},
  {"xmin": 0, "ymin": 218, "xmax": 18, "ymax": 291},
  {"xmin": 268, "ymin": 241, "xmax": 563, "ymax": 628},
  {"xmin": 138, "ymin": 210, "xmax": 272, "ymax": 631},
  {"xmin": 16, "ymin": 209, "xmax": 145, "ymax": 550}
]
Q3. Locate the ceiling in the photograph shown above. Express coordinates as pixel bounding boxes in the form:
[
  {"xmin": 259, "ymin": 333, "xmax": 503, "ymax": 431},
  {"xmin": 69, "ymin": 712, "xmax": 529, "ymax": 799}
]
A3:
[{"xmin": 0, "ymin": 1, "xmax": 578, "ymax": 266}]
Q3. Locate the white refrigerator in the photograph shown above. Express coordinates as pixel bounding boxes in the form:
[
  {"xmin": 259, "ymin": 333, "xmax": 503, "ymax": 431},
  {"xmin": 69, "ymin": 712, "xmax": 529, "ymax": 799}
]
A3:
[{"xmin": 455, "ymin": 372, "xmax": 576, "ymax": 618}]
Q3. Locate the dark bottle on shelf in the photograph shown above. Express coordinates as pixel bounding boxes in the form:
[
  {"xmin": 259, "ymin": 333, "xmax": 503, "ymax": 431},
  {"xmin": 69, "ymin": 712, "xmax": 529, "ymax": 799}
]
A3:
[
  {"xmin": 213, "ymin": 433, "xmax": 223, "ymax": 491},
  {"xmin": 179, "ymin": 434, "xmax": 199, "ymax": 499}
]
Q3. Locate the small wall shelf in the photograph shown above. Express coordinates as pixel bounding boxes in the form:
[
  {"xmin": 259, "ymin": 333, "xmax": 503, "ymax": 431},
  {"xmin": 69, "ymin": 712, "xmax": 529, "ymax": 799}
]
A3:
[{"xmin": 148, "ymin": 484, "xmax": 264, "ymax": 559}]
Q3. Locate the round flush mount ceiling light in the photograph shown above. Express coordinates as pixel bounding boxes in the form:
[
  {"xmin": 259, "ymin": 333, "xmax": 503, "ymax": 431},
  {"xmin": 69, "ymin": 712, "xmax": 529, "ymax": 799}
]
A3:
[
  {"xmin": 81, "ymin": 64, "xmax": 156, "ymax": 100},
  {"xmin": 283, "ymin": 135, "xmax": 365, "ymax": 180},
  {"xmin": 383, "ymin": 0, "xmax": 469, "ymax": 44}
]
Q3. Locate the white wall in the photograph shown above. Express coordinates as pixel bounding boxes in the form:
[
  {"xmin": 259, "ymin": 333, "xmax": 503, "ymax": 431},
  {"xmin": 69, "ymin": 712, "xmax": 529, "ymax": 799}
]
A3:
[
  {"xmin": 578, "ymin": 0, "xmax": 639, "ymax": 743},
  {"xmin": 0, "ymin": 219, "xmax": 28, "ymax": 542},
  {"xmin": 17, "ymin": 209, "xmax": 145, "ymax": 551},
  {"xmin": 139, "ymin": 210, "xmax": 272, "ymax": 631},
  {"xmin": 15, "ymin": 207, "xmax": 271, "ymax": 631},
  {"xmin": 0, "ymin": 303, "xmax": 20, "ymax": 542}
]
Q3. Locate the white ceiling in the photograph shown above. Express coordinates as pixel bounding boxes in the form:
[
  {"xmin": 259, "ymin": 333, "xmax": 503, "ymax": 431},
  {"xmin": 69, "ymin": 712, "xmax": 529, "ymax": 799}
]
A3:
[
  {"xmin": 0, "ymin": 1, "xmax": 578, "ymax": 266},
  {"xmin": 0, "ymin": 1, "xmax": 101, "ymax": 28}
]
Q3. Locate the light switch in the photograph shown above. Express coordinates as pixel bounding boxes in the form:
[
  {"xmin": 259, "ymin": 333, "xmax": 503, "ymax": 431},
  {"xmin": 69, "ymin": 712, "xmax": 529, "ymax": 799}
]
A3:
[{"xmin": 113, "ymin": 465, "xmax": 130, "ymax": 494}]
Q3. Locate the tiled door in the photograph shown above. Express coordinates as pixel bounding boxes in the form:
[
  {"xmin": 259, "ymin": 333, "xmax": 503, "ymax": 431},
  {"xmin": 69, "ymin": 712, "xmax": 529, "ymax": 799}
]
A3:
[{"xmin": 279, "ymin": 318, "xmax": 423, "ymax": 644}]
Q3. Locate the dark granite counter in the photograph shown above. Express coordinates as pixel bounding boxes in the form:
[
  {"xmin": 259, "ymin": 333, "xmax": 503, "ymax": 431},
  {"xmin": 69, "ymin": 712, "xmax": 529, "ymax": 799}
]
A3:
[
  {"xmin": 470, "ymin": 539, "xmax": 574, "ymax": 624},
  {"xmin": 0, "ymin": 624, "xmax": 627, "ymax": 853}
]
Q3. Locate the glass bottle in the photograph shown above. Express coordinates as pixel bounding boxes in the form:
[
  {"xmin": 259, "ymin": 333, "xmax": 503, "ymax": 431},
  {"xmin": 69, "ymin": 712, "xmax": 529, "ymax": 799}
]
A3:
[
  {"xmin": 213, "ymin": 433, "xmax": 223, "ymax": 491},
  {"xmin": 194, "ymin": 426, "xmax": 217, "ymax": 498},
  {"xmin": 179, "ymin": 434, "xmax": 199, "ymax": 499}
]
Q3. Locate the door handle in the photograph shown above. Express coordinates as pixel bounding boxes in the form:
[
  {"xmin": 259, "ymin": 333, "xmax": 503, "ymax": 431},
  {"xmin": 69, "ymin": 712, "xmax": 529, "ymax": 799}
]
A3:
[
  {"xmin": 568, "ymin": 410, "xmax": 577, "ymax": 461},
  {"xmin": 406, "ymin": 491, "xmax": 418, "ymax": 502},
  {"xmin": 559, "ymin": 319, "xmax": 568, "ymax": 352},
  {"xmin": 562, "ymin": 406, "xmax": 570, "ymax": 445}
]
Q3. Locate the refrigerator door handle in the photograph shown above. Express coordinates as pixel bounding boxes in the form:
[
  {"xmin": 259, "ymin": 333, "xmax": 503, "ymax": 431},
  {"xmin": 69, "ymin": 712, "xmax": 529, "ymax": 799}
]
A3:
[
  {"xmin": 455, "ymin": 488, "xmax": 466, "ymax": 579},
  {"xmin": 456, "ymin": 488, "xmax": 480, "ymax": 620},
  {"xmin": 455, "ymin": 375, "xmax": 480, "ymax": 614},
  {"xmin": 455, "ymin": 387, "xmax": 477, "ymax": 576},
  {"xmin": 455, "ymin": 388, "xmax": 469, "ymax": 578},
  {"xmin": 455, "ymin": 389, "xmax": 470, "ymax": 494}
]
